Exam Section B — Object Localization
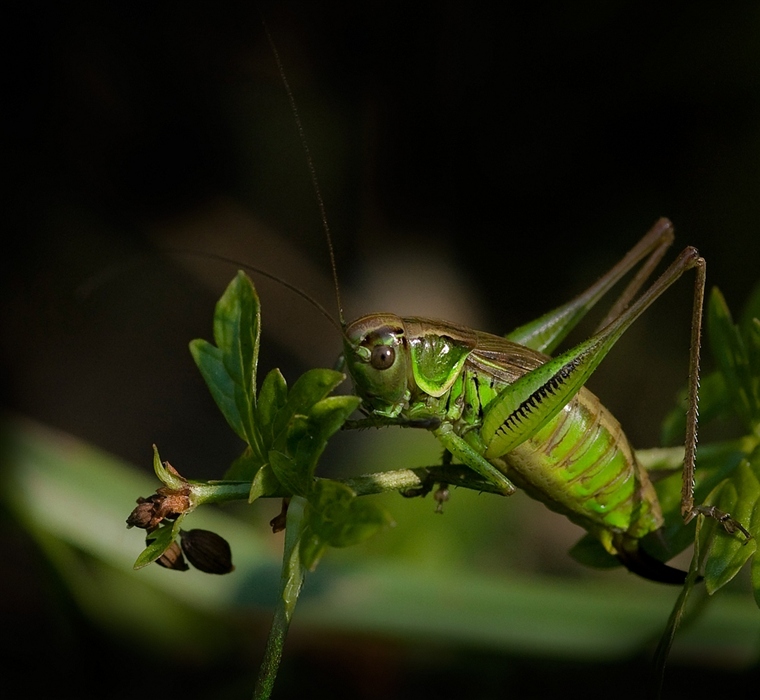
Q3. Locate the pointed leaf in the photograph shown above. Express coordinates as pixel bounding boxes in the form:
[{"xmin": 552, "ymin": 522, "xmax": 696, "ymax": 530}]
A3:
[
  {"xmin": 248, "ymin": 463, "xmax": 282, "ymax": 503},
  {"xmin": 189, "ymin": 272, "xmax": 263, "ymax": 459},
  {"xmin": 708, "ymin": 287, "xmax": 757, "ymax": 430},
  {"xmin": 307, "ymin": 395, "xmax": 363, "ymax": 444},
  {"xmin": 212, "ymin": 271, "xmax": 260, "ymax": 398},
  {"xmin": 298, "ymin": 525, "xmax": 329, "ymax": 572},
  {"xmin": 257, "ymin": 368, "xmax": 288, "ymax": 444},
  {"xmin": 738, "ymin": 280, "xmax": 760, "ymax": 335},
  {"xmin": 699, "ymin": 461, "xmax": 759, "ymax": 594},
  {"xmin": 253, "ymin": 382, "xmax": 357, "ymax": 501},
  {"xmin": 746, "ymin": 318, "xmax": 760, "ymax": 431},
  {"xmin": 646, "ymin": 439, "xmax": 753, "ymax": 561},
  {"xmin": 304, "ymin": 479, "xmax": 393, "ymax": 553},
  {"xmin": 133, "ymin": 514, "xmax": 185, "ymax": 569},
  {"xmin": 277, "ymin": 396, "xmax": 362, "ymax": 492},
  {"xmin": 152, "ymin": 444, "xmax": 186, "ymax": 490},
  {"xmin": 269, "ymin": 449, "xmax": 312, "ymax": 498},
  {"xmin": 190, "ymin": 339, "xmax": 247, "ymax": 441},
  {"xmin": 280, "ymin": 496, "xmax": 307, "ymax": 612},
  {"xmin": 272, "ymin": 369, "xmax": 347, "ymax": 440}
]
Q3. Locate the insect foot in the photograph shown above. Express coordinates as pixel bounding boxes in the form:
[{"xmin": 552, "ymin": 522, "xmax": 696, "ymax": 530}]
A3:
[
  {"xmin": 433, "ymin": 484, "xmax": 450, "ymax": 514},
  {"xmin": 687, "ymin": 504, "xmax": 752, "ymax": 542}
]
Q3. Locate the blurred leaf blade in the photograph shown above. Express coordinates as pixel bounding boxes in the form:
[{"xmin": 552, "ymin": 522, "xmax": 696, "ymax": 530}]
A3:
[
  {"xmin": 708, "ymin": 287, "xmax": 760, "ymax": 432},
  {"xmin": 5, "ymin": 415, "xmax": 758, "ymax": 664}
]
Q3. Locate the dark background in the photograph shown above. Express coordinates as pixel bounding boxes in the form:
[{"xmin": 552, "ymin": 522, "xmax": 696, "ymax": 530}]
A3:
[{"xmin": 3, "ymin": 2, "xmax": 759, "ymax": 698}]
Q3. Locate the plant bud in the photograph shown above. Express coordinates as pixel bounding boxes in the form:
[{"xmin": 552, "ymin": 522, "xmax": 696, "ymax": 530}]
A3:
[{"xmin": 179, "ymin": 529, "xmax": 234, "ymax": 574}]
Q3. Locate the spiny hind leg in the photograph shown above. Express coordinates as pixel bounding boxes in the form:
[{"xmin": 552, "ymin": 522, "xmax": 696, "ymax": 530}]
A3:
[{"xmin": 674, "ymin": 253, "xmax": 751, "ymax": 541}]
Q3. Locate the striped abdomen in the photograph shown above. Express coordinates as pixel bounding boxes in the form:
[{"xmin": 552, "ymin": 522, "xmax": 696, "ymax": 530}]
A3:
[
  {"xmin": 462, "ymin": 331, "xmax": 663, "ymax": 555},
  {"xmin": 500, "ymin": 385, "xmax": 663, "ymax": 553}
]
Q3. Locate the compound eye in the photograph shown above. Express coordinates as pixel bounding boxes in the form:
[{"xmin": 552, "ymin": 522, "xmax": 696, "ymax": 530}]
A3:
[{"xmin": 370, "ymin": 344, "xmax": 395, "ymax": 370}]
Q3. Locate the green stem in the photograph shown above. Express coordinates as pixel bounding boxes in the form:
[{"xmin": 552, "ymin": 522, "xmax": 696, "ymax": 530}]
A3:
[
  {"xmin": 186, "ymin": 464, "xmax": 506, "ymax": 507},
  {"xmin": 648, "ymin": 517, "xmax": 705, "ymax": 699},
  {"xmin": 253, "ymin": 496, "xmax": 306, "ymax": 700},
  {"xmin": 167, "ymin": 439, "xmax": 757, "ymax": 510}
]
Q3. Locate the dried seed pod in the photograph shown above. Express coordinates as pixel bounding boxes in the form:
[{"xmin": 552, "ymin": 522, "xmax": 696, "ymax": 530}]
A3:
[
  {"xmin": 126, "ymin": 499, "xmax": 158, "ymax": 529},
  {"xmin": 126, "ymin": 489, "xmax": 192, "ymax": 531},
  {"xmin": 154, "ymin": 540, "xmax": 189, "ymax": 571},
  {"xmin": 179, "ymin": 529, "xmax": 234, "ymax": 574}
]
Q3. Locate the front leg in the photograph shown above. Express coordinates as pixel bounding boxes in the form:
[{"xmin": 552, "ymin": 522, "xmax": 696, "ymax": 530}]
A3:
[{"xmin": 433, "ymin": 423, "xmax": 516, "ymax": 496}]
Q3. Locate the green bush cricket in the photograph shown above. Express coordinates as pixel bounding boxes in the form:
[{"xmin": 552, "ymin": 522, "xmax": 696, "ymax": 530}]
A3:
[
  {"xmin": 260, "ymin": 32, "xmax": 751, "ymax": 585},
  {"xmin": 125, "ymin": 26, "xmax": 758, "ymax": 697},
  {"xmin": 338, "ymin": 219, "xmax": 750, "ymax": 583},
  {"xmin": 117, "ymin": 19, "xmax": 760, "ymax": 698}
]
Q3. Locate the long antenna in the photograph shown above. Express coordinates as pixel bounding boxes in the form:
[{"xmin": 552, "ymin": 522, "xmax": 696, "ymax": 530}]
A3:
[
  {"xmin": 172, "ymin": 249, "xmax": 343, "ymax": 333},
  {"xmin": 262, "ymin": 20, "xmax": 346, "ymax": 326}
]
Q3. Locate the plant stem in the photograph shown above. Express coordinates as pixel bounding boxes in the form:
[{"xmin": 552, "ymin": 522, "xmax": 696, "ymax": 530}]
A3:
[
  {"xmin": 187, "ymin": 464, "xmax": 506, "ymax": 507},
  {"xmin": 648, "ymin": 517, "xmax": 704, "ymax": 699},
  {"xmin": 253, "ymin": 497, "xmax": 306, "ymax": 700}
]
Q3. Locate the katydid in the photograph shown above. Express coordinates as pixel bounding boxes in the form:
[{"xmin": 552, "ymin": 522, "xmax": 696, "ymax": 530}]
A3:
[
  {"xmin": 336, "ymin": 218, "xmax": 749, "ymax": 582},
  {"xmin": 262, "ymin": 27, "xmax": 750, "ymax": 584}
]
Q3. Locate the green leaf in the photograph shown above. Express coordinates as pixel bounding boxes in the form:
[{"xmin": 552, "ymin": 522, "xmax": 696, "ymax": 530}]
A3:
[
  {"xmin": 257, "ymin": 368, "xmax": 288, "ymax": 445},
  {"xmin": 746, "ymin": 318, "xmax": 760, "ymax": 433},
  {"xmin": 152, "ymin": 443, "xmax": 187, "ymax": 490},
  {"xmin": 253, "ymin": 497, "xmax": 307, "ymax": 699},
  {"xmin": 660, "ymin": 370, "xmax": 731, "ymax": 446},
  {"xmin": 133, "ymin": 514, "xmax": 185, "ymax": 569},
  {"xmin": 738, "ymin": 280, "xmax": 760, "ymax": 335},
  {"xmin": 281, "ymin": 395, "xmax": 362, "ymax": 487},
  {"xmin": 281, "ymin": 496, "xmax": 307, "ymax": 612},
  {"xmin": 269, "ymin": 449, "xmax": 311, "ymax": 498},
  {"xmin": 189, "ymin": 271, "xmax": 262, "ymax": 459},
  {"xmin": 708, "ymin": 287, "xmax": 759, "ymax": 431},
  {"xmin": 223, "ymin": 445, "xmax": 261, "ymax": 481},
  {"xmin": 282, "ymin": 414, "xmax": 315, "ymax": 468},
  {"xmin": 267, "ymin": 384, "xmax": 360, "ymax": 499},
  {"xmin": 308, "ymin": 395, "xmax": 363, "ymax": 444},
  {"xmin": 271, "ymin": 368, "xmax": 347, "ymax": 440},
  {"xmin": 297, "ymin": 525, "xmax": 329, "ymax": 574},
  {"xmin": 212, "ymin": 271, "xmax": 260, "ymax": 397},
  {"xmin": 662, "ymin": 285, "xmax": 760, "ymax": 456},
  {"xmin": 699, "ymin": 460, "xmax": 759, "ymax": 595},
  {"xmin": 249, "ymin": 463, "xmax": 282, "ymax": 503},
  {"xmin": 268, "ymin": 398, "xmax": 362, "ymax": 499},
  {"xmin": 644, "ymin": 439, "xmax": 753, "ymax": 561},
  {"xmin": 300, "ymin": 479, "xmax": 393, "ymax": 571}
]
